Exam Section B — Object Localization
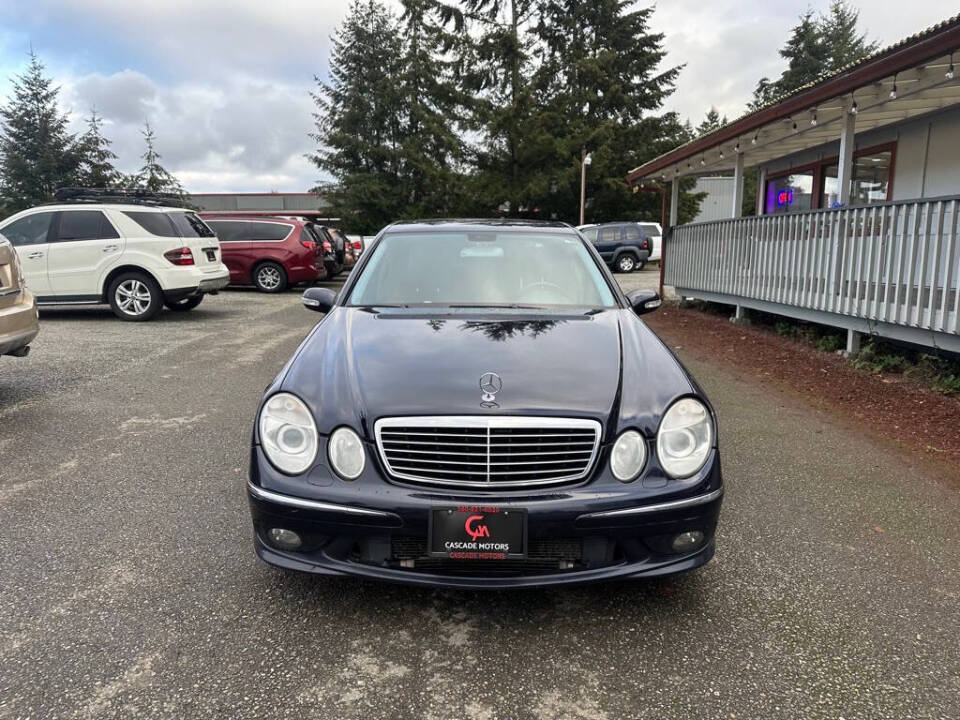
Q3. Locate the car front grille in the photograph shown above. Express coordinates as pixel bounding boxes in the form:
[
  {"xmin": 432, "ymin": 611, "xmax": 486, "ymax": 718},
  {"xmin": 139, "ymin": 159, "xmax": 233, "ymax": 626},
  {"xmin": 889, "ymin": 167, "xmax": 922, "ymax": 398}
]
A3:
[{"xmin": 374, "ymin": 416, "xmax": 602, "ymax": 489}]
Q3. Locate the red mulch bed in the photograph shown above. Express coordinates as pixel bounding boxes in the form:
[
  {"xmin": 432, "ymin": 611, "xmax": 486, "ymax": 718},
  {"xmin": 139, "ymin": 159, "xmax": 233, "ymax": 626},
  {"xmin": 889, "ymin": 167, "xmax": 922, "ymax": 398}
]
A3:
[{"xmin": 645, "ymin": 305, "xmax": 960, "ymax": 479}]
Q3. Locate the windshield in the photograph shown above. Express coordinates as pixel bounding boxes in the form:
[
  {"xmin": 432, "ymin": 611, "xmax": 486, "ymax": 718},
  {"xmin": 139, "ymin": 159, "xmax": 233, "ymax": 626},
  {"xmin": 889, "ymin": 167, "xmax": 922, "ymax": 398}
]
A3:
[{"xmin": 348, "ymin": 230, "xmax": 617, "ymax": 309}]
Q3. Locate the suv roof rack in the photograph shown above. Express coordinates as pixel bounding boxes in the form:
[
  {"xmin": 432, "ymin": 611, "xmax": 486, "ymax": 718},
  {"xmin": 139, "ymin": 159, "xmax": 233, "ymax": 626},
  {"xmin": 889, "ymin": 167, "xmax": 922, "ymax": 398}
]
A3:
[{"xmin": 52, "ymin": 187, "xmax": 190, "ymax": 208}]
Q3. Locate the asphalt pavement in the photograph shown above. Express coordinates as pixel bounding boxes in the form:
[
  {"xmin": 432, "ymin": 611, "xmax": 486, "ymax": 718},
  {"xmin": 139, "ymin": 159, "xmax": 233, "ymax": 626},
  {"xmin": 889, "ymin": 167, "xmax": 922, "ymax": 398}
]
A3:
[{"xmin": 1, "ymin": 268, "xmax": 958, "ymax": 720}]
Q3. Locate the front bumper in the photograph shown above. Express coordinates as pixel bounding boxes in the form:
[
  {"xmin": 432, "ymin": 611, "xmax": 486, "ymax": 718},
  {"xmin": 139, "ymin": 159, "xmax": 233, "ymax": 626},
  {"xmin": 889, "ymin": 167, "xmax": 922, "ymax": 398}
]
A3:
[{"xmin": 247, "ymin": 450, "xmax": 723, "ymax": 588}]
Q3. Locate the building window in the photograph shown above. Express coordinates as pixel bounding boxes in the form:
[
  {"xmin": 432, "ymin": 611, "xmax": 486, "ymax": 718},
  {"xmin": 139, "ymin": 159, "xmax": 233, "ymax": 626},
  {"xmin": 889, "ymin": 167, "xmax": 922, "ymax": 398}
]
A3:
[
  {"xmin": 820, "ymin": 150, "xmax": 893, "ymax": 209},
  {"xmin": 765, "ymin": 172, "xmax": 814, "ymax": 214},
  {"xmin": 763, "ymin": 143, "xmax": 895, "ymax": 215}
]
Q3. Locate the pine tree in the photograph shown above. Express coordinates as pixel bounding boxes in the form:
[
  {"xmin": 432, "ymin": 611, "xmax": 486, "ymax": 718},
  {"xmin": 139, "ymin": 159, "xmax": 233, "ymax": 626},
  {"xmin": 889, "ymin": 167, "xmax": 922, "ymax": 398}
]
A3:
[
  {"xmin": 77, "ymin": 108, "xmax": 120, "ymax": 188},
  {"xmin": 310, "ymin": 0, "xmax": 407, "ymax": 233},
  {"xmin": 133, "ymin": 121, "xmax": 185, "ymax": 196},
  {"xmin": 750, "ymin": 4, "xmax": 876, "ymax": 108},
  {"xmin": 0, "ymin": 52, "xmax": 81, "ymax": 213},
  {"xmin": 450, "ymin": 0, "xmax": 540, "ymax": 216},
  {"xmin": 397, "ymin": 0, "xmax": 467, "ymax": 217},
  {"xmin": 527, "ymin": 0, "xmax": 686, "ymax": 223},
  {"xmin": 820, "ymin": 0, "xmax": 878, "ymax": 73},
  {"xmin": 696, "ymin": 107, "xmax": 727, "ymax": 136}
]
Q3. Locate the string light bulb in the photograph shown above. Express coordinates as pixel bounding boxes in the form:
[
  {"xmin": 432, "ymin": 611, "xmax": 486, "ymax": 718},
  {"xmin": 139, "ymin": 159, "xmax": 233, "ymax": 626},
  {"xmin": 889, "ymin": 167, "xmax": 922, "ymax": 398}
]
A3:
[
  {"xmin": 810, "ymin": 109, "xmax": 818, "ymax": 126},
  {"xmin": 792, "ymin": 118, "xmax": 798, "ymax": 132},
  {"xmin": 889, "ymin": 74, "xmax": 898, "ymax": 100},
  {"xmin": 751, "ymin": 132, "xmax": 758, "ymax": 145},
  {"xmin": 947, "ymin": 55, "xmax": 955, "ymax": 79},
  {"xmin": 700, "ymin": 156, "xmax": 706, "ymax": 166},
  {"xmin": 850, "ymin": 96, "xmax": 859, "ymax": 115},
  {"xmin": 719, "ymin": 149, "xmax": 724, "ymax": 160}
]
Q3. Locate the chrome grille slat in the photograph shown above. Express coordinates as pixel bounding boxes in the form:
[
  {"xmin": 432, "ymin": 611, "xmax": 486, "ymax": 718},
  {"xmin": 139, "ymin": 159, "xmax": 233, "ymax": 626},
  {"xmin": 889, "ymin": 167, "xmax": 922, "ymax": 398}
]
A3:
[{"xmin": 375, "ymin": 416, "xmax": 601, "ymax": 489}]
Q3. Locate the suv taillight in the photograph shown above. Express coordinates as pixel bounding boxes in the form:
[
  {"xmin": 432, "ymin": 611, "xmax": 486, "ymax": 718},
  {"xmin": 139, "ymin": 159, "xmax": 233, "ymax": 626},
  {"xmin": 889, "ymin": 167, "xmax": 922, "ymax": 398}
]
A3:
[
  {"xmin": 323, "ymin": 240, "xmax": 332, "ymax": 253},
  {"xmin": 641, "ymin": 240, "xmax": 649, "ymax": 250},
  {"xmin": 300, "ymin": 237, "xmax": 317, "ymax": 252},
  {"xmin": 352, "ymin": 240, "xmax": 362, "ymax": 250},
  {"xmin": 164, "ymin": 247, "xmax": 195, "ymax": 266}
]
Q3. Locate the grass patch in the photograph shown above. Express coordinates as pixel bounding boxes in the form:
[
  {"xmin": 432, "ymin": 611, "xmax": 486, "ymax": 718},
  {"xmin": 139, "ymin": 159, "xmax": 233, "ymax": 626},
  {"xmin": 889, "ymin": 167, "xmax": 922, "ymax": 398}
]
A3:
[
  {"xmin": 853, "ymin": 341, "xmax": 960, "ymax": 396},
  {"xmin": 691, "ymin": 302, "xmax": 960, "ymax": 397}
]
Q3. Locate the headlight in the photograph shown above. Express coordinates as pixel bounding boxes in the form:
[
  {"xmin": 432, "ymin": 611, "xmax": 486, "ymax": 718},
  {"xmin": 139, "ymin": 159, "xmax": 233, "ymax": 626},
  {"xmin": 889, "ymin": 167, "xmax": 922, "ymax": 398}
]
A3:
[
  {"xmin": 258, "ymin": 393, "xmax": 318, "ymax": 475},
  {"xmin": 328, "ymin": 426, "xmax": 365, "ymax": 480},
  {"xmin": 657, "ymin": 398, "xmax": 713, "ymax": 478},
  {"xmin": 610, "ymin": 430, "xmax": 647, "ymax": 482}
]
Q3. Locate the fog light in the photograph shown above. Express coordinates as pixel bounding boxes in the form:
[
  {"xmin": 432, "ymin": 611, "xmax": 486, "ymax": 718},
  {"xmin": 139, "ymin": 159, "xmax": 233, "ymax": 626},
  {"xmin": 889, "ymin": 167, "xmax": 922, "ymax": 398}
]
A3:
[
  {"xmin": 671, "ymin": 530, "xmax": 705, "ymax": 553},
  {"xmin": 268, "ymin": 528, "xmax": 302, "ymax": 550}
]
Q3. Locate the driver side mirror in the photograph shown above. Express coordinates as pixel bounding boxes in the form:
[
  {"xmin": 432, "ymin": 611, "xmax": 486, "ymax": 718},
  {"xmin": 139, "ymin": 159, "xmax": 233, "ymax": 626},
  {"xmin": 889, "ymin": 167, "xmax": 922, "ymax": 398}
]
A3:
[
  {"xmin": 302, "ymin": 287, "xmax": 337, "ymax": 313},
  {"xmin": 626, "ymin": 289, "xmax": 661, "ymax": 315}
]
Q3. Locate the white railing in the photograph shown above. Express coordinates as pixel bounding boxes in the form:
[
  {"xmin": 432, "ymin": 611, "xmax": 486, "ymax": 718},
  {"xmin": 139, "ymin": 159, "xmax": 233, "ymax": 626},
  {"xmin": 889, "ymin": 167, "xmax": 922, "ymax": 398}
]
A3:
[{"xmin": 667, "ymin": 196, "xmax": 960, "ymax": 345}]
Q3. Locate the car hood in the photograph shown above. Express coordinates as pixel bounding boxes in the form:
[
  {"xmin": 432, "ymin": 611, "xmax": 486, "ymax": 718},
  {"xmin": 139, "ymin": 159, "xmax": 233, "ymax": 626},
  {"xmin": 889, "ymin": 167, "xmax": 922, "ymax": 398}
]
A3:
[{"xmin": 280, "ymin": 307, "xmax": 696, "ymax": 440}]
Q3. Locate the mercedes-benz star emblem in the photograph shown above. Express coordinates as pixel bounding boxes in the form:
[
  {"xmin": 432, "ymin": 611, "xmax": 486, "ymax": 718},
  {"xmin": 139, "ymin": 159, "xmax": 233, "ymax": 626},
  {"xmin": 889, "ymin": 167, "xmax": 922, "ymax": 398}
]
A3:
[{"xmin": 479, "ymin": 372, "xmax": 502, "ymax": 406}]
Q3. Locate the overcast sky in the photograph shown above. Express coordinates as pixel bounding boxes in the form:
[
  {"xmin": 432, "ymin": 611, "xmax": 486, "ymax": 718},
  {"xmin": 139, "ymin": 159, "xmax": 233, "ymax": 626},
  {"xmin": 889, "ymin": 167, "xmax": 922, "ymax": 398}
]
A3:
[{"xmin": 0, "ymin": 0, "xmax": 950, "ymax": 192}]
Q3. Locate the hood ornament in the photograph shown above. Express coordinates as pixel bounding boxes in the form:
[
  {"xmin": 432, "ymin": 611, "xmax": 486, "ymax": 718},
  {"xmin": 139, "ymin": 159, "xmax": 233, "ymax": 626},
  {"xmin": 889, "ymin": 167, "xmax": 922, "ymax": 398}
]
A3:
[{"xmin": 479, "ymin": 372, "xmax": 502, "ymax": 407}]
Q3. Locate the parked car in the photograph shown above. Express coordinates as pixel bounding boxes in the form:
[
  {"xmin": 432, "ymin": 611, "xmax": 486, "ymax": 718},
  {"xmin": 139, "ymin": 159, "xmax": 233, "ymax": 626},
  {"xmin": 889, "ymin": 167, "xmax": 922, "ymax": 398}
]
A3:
[
  {"xmin": 0, "ymin": 193, "xmax": 230, "ymax": 321},
  {"xmin": 314, "ymin": 226, "xmax": 356, "ymax": 277},
  {"xmin": 0, "ymin": 232, "xmax": 39, "ymax": 357},
  {"xmin": 246, "ymin": 219, "xmax": 723, "ymax": 588},
  {"xmin": 200, "ymin": 214, "xmax": 327, "ymax": 293},
  {"xmin": 576, "ymin": 222, "xmax": 651, "ymax": 272},
  {"xmin": 346, "ymin": 235, "xmax": 365, "ymax": 256},
  {"xmin": 637, "ymin": 222, "xmax": 662, "ymax": 262}
]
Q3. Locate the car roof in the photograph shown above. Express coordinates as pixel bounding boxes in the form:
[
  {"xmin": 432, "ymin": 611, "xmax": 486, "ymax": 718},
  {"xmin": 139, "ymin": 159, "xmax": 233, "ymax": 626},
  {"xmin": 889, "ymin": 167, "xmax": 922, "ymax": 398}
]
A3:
[
  {"xmin": 30, "ymin": 203, "xmax": 190, "ymax": 213},
  {"xmin": 386, "ymin": 218, "xmax": 577, "ymax": 233}
]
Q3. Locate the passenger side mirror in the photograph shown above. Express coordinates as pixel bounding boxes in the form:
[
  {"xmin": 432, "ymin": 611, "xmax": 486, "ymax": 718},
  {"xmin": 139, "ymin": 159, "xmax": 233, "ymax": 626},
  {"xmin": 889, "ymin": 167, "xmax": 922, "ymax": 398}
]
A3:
[
  {"xmin": 302, "ymin": 287, "xmax": 337, "ymax": 313},
  {"xmin": 626, "ymin": 289, "xmax": 661, "ymax": 315}
]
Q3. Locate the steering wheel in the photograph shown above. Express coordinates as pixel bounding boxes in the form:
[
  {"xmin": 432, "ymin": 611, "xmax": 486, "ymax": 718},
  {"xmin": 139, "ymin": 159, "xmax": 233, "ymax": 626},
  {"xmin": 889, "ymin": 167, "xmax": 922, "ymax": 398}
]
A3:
[{"xmin": 519, "ymin": 280, "xmax": 574, "ymax": 304}]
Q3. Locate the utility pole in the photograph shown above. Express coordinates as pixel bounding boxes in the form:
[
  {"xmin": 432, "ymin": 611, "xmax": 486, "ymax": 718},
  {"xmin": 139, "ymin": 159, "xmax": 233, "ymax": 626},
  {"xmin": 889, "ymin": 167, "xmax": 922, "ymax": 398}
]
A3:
[{"xmin": 579, "ymin": 149, "xmax": 592, "ymax": 225}]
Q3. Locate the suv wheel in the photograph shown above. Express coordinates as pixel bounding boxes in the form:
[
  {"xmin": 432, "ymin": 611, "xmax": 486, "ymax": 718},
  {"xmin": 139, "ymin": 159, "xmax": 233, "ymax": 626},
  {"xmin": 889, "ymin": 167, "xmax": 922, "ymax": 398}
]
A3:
[
  {"xmin": 615, "ymin": 254, "xmax": 638, "ymax": 273},
  {"xmin": 165, "ymin": 295, "xmax": 204, "ymax": 312},
  {"xmin": 254, "ymin": 262, "xmax": 287, "ymax": 293},
  {"xmin": 108, "ymin": 272, "xmax": 163, "ymax": 321}
]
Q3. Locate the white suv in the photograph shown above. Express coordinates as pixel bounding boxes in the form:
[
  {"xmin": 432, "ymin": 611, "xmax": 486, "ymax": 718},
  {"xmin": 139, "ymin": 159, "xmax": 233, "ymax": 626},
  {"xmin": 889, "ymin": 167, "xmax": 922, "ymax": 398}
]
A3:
[{"xmin": 0, "ymin": 203, "xmax": 229, "ymax": 321}]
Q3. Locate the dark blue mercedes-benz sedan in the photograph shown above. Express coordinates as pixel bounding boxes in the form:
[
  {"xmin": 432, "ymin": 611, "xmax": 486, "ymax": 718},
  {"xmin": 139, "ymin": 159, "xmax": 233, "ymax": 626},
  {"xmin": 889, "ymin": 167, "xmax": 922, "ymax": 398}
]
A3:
[{"xmin": 246, "ymin": 219, "xmax": 723, "ymax": 588}]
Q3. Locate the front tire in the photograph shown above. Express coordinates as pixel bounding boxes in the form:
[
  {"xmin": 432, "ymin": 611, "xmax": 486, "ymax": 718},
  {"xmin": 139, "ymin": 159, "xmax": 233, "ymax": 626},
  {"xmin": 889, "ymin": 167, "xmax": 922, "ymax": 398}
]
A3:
[
  {"xmin": 165, "ymin": 295, "xmax": 204, "ymax": 312},
  {"xmin": 253, "ymin": 262, "xmax": 287, "ymax": 293},
  {"xmin": 615, "ymin": 254, "xmax": 638, "ymax": 273},
  {"xmin": 108, "ymin": 272, "xmax": 163, "ymax": 321}
]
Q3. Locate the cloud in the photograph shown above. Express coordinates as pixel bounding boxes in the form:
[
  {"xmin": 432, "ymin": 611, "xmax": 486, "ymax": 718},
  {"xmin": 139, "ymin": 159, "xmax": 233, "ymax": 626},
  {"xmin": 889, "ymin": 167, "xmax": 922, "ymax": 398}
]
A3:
[
  {"xmin": 653, "ymin": 0, "xmax": 952, "ymax": 126},
  {"xmin": 0, "ymin": 0, "xmax": 955, "ymax": 191},
  {"xmin": 60, "ymin": 72, "xmax": 319, "ymax": 192}
]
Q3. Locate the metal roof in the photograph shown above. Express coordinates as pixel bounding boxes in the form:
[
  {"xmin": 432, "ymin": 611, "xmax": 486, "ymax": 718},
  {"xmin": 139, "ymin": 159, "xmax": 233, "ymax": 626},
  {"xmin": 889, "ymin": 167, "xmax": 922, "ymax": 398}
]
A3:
[{"xmin": 627, "ymin": 14, "xmax": 960, "ymax": 184}]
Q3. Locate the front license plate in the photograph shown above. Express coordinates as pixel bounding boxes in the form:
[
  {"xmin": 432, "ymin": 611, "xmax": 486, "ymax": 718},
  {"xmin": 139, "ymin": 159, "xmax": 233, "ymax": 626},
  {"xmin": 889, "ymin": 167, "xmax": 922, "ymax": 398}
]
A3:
[{"xmin": 429, "ymin": 506, "xmax": 526, "ymax": 559}]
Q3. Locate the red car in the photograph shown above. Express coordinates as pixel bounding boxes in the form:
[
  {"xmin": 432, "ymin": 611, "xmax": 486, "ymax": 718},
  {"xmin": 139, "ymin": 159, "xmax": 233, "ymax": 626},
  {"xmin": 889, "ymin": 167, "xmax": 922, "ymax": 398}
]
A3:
[{"xmin": 200, "ymin": 214, "xmax": 327, "ymax": 292}]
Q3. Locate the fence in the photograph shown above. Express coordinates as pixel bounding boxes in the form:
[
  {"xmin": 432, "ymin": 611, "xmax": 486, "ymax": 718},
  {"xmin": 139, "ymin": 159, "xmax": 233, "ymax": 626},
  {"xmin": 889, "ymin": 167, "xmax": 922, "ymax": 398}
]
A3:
[{"xmin": 666, "ymin": 196, "xmax": 960, "ymax": 353}]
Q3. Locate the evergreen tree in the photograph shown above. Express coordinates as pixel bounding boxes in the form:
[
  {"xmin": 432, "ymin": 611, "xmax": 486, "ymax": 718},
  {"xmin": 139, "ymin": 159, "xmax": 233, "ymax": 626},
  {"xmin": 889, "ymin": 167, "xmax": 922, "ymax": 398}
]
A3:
[
  {"xmin": 820, "ymin": 0, "xmax": 878, "ymax": 73},
  {"xmin": 527, "ymin": 0, "xmax": 688, "ymax": 223},
  {"xmin": 750, "ymin": 3, "xmax": 876, "ymax": 108},
  {"xmin": 450, "ymin": 0, "xmax": 541, "ymax": 216},
  {"xmin": 696, "ymin": 107, "xmax": 726, "ymax": 136},
  {"xmin": 310, "ymin": 0, "xmax": 407, "ymax": 232},
  {"xmin": 397, "ymin": 0, "xmax": 467, "ymax": 217},
  {"xmin": 133, "ymin": 121, "xmax": 185, "ymax": 196},
  {"xmin": 0, "ymin": 52, "xmax": 81, "ymax": 213},
  {"xmin": 77, "ymin": 108, "xmax": 120, "ymax": 188}
]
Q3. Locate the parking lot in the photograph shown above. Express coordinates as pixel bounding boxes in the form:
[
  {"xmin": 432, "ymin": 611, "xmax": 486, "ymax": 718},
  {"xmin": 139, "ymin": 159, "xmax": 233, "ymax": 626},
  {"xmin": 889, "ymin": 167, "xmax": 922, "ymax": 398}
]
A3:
[{"xmin": 2, "ymin": 268, "xmax": 958, "ymax": 720}]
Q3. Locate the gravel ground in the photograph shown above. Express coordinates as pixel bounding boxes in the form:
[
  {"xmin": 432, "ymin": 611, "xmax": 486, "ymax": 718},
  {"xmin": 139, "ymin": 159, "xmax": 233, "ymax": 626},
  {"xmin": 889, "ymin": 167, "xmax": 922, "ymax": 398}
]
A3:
[{"xmin": 1, "ymin": 267, "xmax": 958, "ymax": 720}]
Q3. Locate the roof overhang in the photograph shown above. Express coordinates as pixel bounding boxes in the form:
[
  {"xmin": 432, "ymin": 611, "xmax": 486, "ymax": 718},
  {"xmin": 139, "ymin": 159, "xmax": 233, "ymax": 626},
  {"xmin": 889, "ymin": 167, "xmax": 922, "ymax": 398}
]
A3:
[{"xmin": 627, "ymin": 15, "xmax": 960, "ymax": 185}]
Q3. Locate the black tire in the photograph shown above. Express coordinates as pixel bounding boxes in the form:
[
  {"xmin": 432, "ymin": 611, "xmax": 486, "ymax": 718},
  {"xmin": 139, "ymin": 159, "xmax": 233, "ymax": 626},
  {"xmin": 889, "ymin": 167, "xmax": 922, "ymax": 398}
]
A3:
[
  {"xmin": 253, "ymin": 262, "xmax": 288, "ymax": 293},
  {"xmin": 165, "ymin": 294, "xmax": 204, "ymax": 312},
  {"xmin": 614, "ymin": 254, "xmax": 638, "ymax": 273},
  {"xmin": 637, "ymin": 260, "xmax": 647, "ymax": 271},
  {"xmin": 107, "ymin": 271, "xmax": 163, "ymax": 322}
]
